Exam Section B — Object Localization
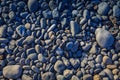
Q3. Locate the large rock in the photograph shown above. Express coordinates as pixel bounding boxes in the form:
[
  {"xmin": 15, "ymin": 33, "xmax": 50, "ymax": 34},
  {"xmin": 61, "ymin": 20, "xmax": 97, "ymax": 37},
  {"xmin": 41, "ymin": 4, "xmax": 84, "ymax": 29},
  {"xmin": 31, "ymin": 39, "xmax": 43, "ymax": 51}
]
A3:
[
  {"xmin": 95, "ymin": 28, "xmax": 114, "ymax": 48},
  {"xmin": 28, "ymin": 0, "xmax": 38, "ymax": 12},
  {"xmin": 3, "ymin": 65, "xmax": 22, "ymax": 79}
]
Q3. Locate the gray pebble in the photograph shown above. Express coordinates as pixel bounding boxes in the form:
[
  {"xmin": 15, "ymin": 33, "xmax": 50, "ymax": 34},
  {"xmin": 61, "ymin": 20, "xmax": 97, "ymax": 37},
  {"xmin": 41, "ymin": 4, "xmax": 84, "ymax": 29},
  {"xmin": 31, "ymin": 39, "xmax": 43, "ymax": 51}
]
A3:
[
  {"xmin": 3, "ymin": 65, "xmax": 22, "ymax": 79},
  {"xmin": 23, "ymin": 36, "xmax": 34, "ymax": 45},
  {"xmin": 113, "ymin": 5, "xmax": 120, "ymax": 18},
  {"xmin": 104, "ymin": 69, "xmax": 114, "ymax": 80},
  {"xmin": 22, "ymin": 74, "xmax": 32, "ymax": 80},
  {"xmin": 28, "ymin": 0, "xmax": 38, "ymax": 12},
  {"xmin": 38, "ymin": 54, "xmax": 46, "ymax": 63},
  {"xmin": 64, "ymin": 69, "xmax": 73, "ymax": 79},
  {"xmin": 95, "ymin": 54, "xmax": 102, "ymax": 63},
  {"xmin": 57, "ymin": 75, "xmax": 66, "ymax": 80},
  {"xmin": 70, "ymin": 58, "xmax": 80, "ymax": 69},
  {"xmin": 103, "ymin": 56, "xmax": 112, "ymax": 65},
  {"xmin": 31, "ymin": 66, "xmax": 40, "ymax": 73},
  {"xmin": 54, "ymin": 60, "xmax": 65, "ymax": 73},
  {"xmin": 95, "ymin": 28, "xmax": 114, "ymax": 48},
  {"xmin": 83, "ymin": 74, "xmax": 92, "ymax": 80},
  {"xmin": 16, "ymin": 25, "xmax": 26, "ymax": 37},
  {"xmin": 97, "ymin": 2, "xmax": 110, "ymax": 15},
  {"xmin": 0, "ymin": 25, "xmax": 6, "ymax": 37},
  {"xmin": 71, "ymin": 75, "xmax": 80, "ymax": 80},
  {"xmin": 0, "ymin": 38, "xmax": 8, "ymax": 43},
  {"xmin": 27, "ymin": 53, "xmax": 37, "ymax": 60},
  {"xmin": 42, "ymin": 72, "xmax": 55, "ymax": 80},
  {"xmin": 70, "ymin": 21, "xmax": 80, "ymax": 36}
]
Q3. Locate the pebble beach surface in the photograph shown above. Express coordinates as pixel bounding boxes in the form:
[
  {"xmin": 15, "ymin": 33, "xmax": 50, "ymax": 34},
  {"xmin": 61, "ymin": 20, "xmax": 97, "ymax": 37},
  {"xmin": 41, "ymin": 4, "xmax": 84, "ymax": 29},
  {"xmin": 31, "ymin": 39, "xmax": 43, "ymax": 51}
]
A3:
[{"xmin": 0, "ymin": 0, "xmax": 120, "ymax": 80}]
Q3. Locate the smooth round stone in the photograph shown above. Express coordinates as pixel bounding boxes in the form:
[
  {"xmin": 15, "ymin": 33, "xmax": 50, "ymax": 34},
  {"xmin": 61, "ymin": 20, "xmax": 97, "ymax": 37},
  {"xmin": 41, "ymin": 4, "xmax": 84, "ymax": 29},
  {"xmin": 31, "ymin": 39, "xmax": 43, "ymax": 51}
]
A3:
[
  {"xmin": 95, "ymin": 28, "xmax": 114, "ymax": 48},
  {"xmin": 112, "ymin": 54, "xmax": 118, "ymax": 61},
  {"xmin": 28, "ymin": 0, "xmax": 38, "ymax": 12},
  {"xmin": 66, "ymin": 42, "xmax": 74, "ymax": 50},
  {"xmin": 3, "ymin": 65, "xmax": 22, "ymax": 79},
  {"xmin": 54, "ymin": 60, "xmax": 65, "ymax": 73},
  {"xmin": 71, "ymin": 75, "xmax": 79, "ymax": 80},
  {"xmin": 56, "ymin": 47, "xmax": 63, "ymax": 56},
  {"xmin": 102, "ymin": 56, "xmax": 112, "ymax": 65},
  {"xmin": 97, "ymin": 2, "xmax": 110, "ymax": 15},
  {"xmin": 42, "ymin": 72, "xmax": 55, "ymax": 80}
]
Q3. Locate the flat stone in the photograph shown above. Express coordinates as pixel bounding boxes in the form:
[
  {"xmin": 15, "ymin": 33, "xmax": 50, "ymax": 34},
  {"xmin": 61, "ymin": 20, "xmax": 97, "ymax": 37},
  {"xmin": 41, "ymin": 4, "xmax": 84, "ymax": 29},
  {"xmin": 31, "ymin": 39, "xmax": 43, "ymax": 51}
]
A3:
[
  {"xmin": 3, "ymin": 65, "xmax": 22, "ymax": 79},
  {"xmin": 57, "ymin": 75, "xmax": 66, "ymax": 80},
  {"xmin": 71, "ymin": 75, "xmax": 80, "ymax": 80},
  {"xmin": 38, "ymin": 54, "xmax": 46, "ymax": 63},
  {"xmin": 93, "ymin": 75, "xmax": 101, "ymax": 80},
  {"xmin": 28, "ymin": 0, "xmax": 38, "ymax": 12},
  {"xmin": 31, "ymin": 66, "xmax": 40, "ymax": 73},
  {"xmin": 70, "ymin": 21, "xmax": 80, "ymax": 36},
  {"xmin": 0, "ymin": 38, "xmax": 8, "ymax": 43},
  {"xmin": 97, "ymin": 2, "xmax": 110, "ymax": 15},
  {"xmin": 83, "ymin": 74, "xmax": 92, "ymax": 80},
  {"xmin": 95, "ymin": 28, "xmax": 114, "ymax": 48},
  {"xmin": 27, "ymin": 53, "xmax": 37, "ymax": 60}
]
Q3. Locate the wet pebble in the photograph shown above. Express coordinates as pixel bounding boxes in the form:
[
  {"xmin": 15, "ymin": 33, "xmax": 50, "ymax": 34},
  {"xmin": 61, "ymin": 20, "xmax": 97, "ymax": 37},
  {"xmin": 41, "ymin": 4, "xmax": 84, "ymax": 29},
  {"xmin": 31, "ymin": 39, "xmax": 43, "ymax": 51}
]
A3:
[{"xmin": 28, "ymin": 0, "xmax": 38, "ymax": 12}]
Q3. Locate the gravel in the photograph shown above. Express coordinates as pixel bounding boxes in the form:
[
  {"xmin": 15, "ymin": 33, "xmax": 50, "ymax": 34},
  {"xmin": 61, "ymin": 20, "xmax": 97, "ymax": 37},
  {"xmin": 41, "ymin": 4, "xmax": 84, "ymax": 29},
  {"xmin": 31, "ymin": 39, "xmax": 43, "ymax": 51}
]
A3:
[{"xmin": 0, "ymin": 0, "xmax": 119, "ymax": 80}]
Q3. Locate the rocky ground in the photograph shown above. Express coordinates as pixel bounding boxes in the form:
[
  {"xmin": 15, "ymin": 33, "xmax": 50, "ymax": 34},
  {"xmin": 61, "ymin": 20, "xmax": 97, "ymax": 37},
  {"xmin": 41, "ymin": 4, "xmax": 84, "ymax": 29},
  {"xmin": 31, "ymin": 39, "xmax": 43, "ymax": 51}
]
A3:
[{"xmin": 0, "ymin": 0, "xmax": 120, "ymax": 80}]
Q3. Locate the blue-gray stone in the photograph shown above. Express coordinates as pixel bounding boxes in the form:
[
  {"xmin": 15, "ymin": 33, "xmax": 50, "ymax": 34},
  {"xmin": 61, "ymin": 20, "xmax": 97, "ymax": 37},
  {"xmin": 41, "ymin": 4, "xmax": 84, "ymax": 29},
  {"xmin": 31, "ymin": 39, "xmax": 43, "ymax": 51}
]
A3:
[
  {"xmin": 38, "ymin": 54, "xmax": 46, "ymax": 63},
  {"xmin": 66, "ymin": 42, "xmax": 74, "ymax": 50},
  {"xmin": 113, "ymin": 5, "xmax": 120, "ymax": 18},
  {"xmin": 16, "ymin": 25, "xmax": 26, "ymax": 37},
  {"xmin": 31, "ymin": 66, "xmax": 40, "ymax": 73},
  {"xmin": 52, "ymin": 8, "xmax": 59, "ymax": 19},
  {"xmin": 27, "ymin": 53, "xmax": 37, "ymax": 60},
  {"xmin": 28, "ymin": 0, "xmax": 38, "ymax": 12},
  {"xmin": 70, "ymin": 58, "xmax": 80, "ymax": 69},
  {"xmin": 95, "ymin": 28, "xmax": 114, "ymax": 48},
  {"xmin": 97, "ymin": 2, "xmax": 110, "ymax": 15},
  {"xmin": 70, "ymin": 21, "xmax": 80, "ymax": 36},
  {"xmin": 83, "ymin": 9, "xmax": 90, "ymax": 19},
  {"xmin": 42, "ymin": 72, "xmax": 55, "ymax": 80},
  {"xmin": 42, "ymin": 9, "xmax": 52, "ymax": 19}
]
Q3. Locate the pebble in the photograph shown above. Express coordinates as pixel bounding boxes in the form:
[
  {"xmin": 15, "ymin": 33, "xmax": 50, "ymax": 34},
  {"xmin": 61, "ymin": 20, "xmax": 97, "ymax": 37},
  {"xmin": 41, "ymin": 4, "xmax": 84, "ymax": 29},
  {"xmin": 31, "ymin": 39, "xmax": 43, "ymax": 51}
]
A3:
[
  {"xmin": 42, "ymin": 72, "xmax": 55, "ymax": 80},
  {"xmin": 104, "ymin": 69, "xmax": 114, "ymax": 80},
  {"xmin": 0, "ymin": 38, "xmax": 8, "ymax": 43},
  {"xmin": 97, "ymin": 2, "xmax": 110, "ymax": 15},
  {"xmin": 23, "ymin": 36, "xmax": 34, "ymax": 44},
  {"xmin": 42, "ymin": 9, "xmax": 52, "ymax": 19},
  {"xmin": 95, "ymin": 28, "xmax": 114, "ymax": 48},
  {"xmin": 63, "ymin": 69, "xmax": 73, "ymax": 79},
  {"xmin": 52, "ymin": 8, "xmax": 59, "ymax": 19},
  {"xmin": 31, "ymin": 66, "xmax": 40, "ymax": 73},
  {"xmin": 3, "ymin": 65, "xmax": 22, "ymax": 79},
  {"xmin": 93, "ymin": 75, "xmax": 101, "ymax": 80},
  {"xmin": 38, "ymin": 54, "xmax": 46, "ymax": 63},
  {"xmin": 83, "ymin": 9, "xmax": 90, "ymax": 19},
  {"xmin": 22, "ymin": 74, "xmax": 32, "ymax": 80},
  {"xmin": 113, "ymin": 5, "xmax": 120, "ymax": 18},
  {"xmin": 28, "ymin": 0, "xmax": 38, "ymax": 12},
  {"xmin": 115, "ymin": 40, "xmax": 120, "ymax": 51},
  {"xmin": 0, "ymin": 25, "xmax": 6, "ymax": 37},
  {"xmin": 57, "ymin": 75, "xmax": 66, "ymax": 80},
  {"xmin": 66, "ymin": 41, "xmax": 74, "ymax": 50},
  {"xmin": 16, "ymin": 25, "xmax": 26, "ymax": 37},
  {"xmin": 106, "ymin": 65, "xmax": 117, "ymax": 69},
  {"xmin": 102, "ymin": 56, "xmax": 112, "ymax": 65},
  {"xmin": 95, "ymin": 54, "xmax": 102, "ymax": 63},
  {"xmin": 35, "ymin": 44, "xmax": 41, "ymax": 53},
  {"xmin": 83, "ymin": 74, "xmax": 92, "ymax": 80},
  {"xmin": 70, "ymin": 21, "xmax": 80, "ymax": 36},
  {"xmin": 82, "ymin": 42, "xmax": 91, "ymax": 51},
  {"xmin": 47, "ymin": 24, "xmax": 56, "ymax": 32},
  {"xmin": 112, "ymin": 54, "xmax": 118, "ymax": 61},
  {"xmin": 56, "ymin": 47, "xmax": 63, "ymax": 56},
  {"xmin": 54, "ymin": 60, "xmax": 65, "ymax": 73},
  {"xmin": 27, "ymin": 53, "xmax": 37, "ymax": 60},
  {"xmin": 71, "ymin": 75, "xmax": 80, "ymax": 80},
  {"xmin": 70, "ymin": 58, "xmax": 80, "ymax": 69}
]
